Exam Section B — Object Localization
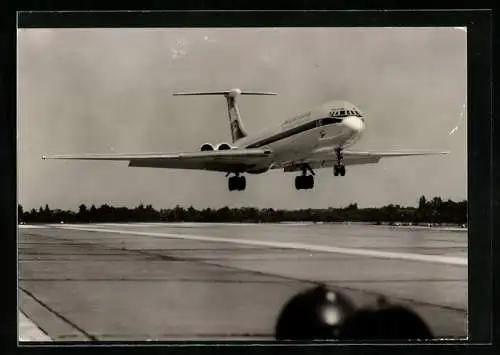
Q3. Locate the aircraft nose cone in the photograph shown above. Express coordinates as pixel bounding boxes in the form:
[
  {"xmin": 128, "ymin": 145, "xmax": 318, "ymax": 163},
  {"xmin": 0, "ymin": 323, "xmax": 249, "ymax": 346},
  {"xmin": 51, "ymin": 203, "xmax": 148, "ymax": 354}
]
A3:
[{"xmin": 342, "ymin": 116, "xmax": 365, "ymax": 132}]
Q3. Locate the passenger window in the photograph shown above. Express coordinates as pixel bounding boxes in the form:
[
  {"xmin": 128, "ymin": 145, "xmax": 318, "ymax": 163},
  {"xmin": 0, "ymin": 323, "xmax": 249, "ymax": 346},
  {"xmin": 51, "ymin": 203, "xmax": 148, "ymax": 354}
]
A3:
[{"xmin": 340, "ymin": 110, "xmax": 346, "ymax": 116}]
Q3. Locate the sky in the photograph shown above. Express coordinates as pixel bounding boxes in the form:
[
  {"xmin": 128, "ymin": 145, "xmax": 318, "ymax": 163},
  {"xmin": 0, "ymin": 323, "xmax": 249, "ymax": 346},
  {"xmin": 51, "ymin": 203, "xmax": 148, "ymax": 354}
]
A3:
[{"xmin": 17, "ymin": 27, "xmax": 467, "ymax": 211}]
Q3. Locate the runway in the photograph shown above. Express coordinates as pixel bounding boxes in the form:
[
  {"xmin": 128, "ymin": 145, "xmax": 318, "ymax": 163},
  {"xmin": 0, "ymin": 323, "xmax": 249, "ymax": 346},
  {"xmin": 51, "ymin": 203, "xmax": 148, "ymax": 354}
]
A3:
[{"xmin": 18, "ymin": 222, "xmax": 468, "ymax": 341}]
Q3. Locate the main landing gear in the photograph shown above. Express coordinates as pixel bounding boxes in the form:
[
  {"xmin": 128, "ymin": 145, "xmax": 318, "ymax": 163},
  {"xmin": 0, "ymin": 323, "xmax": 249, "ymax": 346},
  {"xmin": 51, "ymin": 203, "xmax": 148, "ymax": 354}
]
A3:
[
  {"xmin": 228, "ymin": 173, "xmax": 246, "ymax": 191},
  {"xmin": 334, "ymin": 147, "xmax": 346, "ymax": 177},
  {"xmin": 295, "ymin": 164, "xmax": 315, "ymax": 190}
]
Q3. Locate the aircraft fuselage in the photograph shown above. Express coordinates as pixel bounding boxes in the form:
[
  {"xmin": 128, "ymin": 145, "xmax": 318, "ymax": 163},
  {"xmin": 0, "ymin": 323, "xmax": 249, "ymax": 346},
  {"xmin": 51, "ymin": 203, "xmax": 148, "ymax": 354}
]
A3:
[{"xmin": 235, "ymin": 100, "xmax": 366, "ymax": 172}]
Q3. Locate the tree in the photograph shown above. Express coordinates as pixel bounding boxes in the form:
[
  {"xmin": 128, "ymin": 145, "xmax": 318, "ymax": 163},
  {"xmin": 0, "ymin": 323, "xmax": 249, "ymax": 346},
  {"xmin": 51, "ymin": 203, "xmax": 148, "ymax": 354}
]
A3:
[
  {"xmin": 29, "ymin": 208, "xmax": 37, "ymax": 222},
  {"xmin": 18, "ymin": 204, "xmax": 24, "ymax": 222},
  {"xmin": 418, "ymin": 196, "xmax": 427, "ymax": 211},
  {"xmin": 88, "ymin": 204, "xmax": 97, "ymax": 222},
  {"xmin": 14, "ymin": 198, "xmax": 467, "ymax": 225},
  {"xmin": 346, "ymin": 203, "xmax": 358, "ymax": 210},
  {"xmin": 78, "ymin": 204, "xmax": 88, "ymax": 214}
]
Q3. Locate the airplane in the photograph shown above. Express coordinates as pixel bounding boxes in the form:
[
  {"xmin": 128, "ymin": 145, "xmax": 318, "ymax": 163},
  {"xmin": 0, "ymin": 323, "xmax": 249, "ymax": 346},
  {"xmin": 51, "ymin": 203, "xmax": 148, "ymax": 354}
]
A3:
[{"xmin": 42, "ymin": 88, "xmax": 448, "ymax": 191}]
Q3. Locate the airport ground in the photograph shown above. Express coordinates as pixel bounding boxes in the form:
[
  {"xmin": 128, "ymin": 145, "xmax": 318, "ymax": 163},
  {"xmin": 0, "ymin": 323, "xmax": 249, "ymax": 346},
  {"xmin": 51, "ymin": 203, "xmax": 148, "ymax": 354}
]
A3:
[{"xmin": 18, "ymin": 222, "xmax": 467, "ymax": 341}]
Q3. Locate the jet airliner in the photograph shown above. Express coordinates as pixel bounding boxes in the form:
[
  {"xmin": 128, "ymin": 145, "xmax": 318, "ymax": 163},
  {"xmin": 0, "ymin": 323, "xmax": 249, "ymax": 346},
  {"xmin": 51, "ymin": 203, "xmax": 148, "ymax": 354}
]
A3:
[{"xmin": 42, "ymin": 88, "xmax": 448, "ymax": 191}]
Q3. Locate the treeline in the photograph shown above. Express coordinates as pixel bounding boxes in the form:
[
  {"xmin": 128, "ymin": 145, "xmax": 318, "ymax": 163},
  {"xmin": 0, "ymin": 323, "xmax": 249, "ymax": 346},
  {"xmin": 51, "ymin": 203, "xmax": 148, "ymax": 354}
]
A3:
[{"xmin": 18, "ymin": 196, "xmax": 467, "ymax": 225}]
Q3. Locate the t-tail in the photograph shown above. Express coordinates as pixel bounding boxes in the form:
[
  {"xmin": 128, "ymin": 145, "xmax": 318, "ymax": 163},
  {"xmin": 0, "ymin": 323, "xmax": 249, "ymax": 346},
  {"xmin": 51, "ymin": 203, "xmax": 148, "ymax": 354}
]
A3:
[{"xmin": 173, "ymin": 88, "xmax": 276, "ymax": 143}]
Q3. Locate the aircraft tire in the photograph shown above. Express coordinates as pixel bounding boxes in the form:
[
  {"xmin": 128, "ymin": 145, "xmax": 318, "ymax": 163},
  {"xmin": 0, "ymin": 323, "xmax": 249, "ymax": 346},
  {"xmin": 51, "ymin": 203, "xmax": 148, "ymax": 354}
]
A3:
[
  {"xmin": 229, "ymin": 176, "xmax": 246, "ymax": 191},
  {"xmin": 306, "ymin": 175, "xmax": 314, "ymax": 189},
  {"xmin": 238, "ymin": 176, "xmax": 246, "ymax": 191},
  {"xmin": 228, "ymin": 177, "xmax": 235, "ymax": 191},
  {"xmin": 340, "ymin": 165, "xmax": 346, "ymax": 176},
  {"xmin": 295, "ymin": 176, "xmax": 303, "ymax": 190}
]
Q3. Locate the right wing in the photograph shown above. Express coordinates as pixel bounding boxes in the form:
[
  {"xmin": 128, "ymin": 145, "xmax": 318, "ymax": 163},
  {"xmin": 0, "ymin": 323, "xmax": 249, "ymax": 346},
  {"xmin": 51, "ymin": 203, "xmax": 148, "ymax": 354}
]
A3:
[
  {"xmin": 42, "ymin": 149, "xmax": 273, "ymax": 173},
  {"xmin": 279, "ymin": 150, "xmax": 449, "ymax": 172}
]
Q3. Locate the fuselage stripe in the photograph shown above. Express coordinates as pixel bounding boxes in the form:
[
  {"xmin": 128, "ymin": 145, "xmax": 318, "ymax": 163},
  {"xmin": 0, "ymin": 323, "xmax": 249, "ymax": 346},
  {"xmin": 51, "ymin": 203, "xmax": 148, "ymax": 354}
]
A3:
[{"xmin": 245, "ymin": 117, "xmax": 342, "ymax": 149}]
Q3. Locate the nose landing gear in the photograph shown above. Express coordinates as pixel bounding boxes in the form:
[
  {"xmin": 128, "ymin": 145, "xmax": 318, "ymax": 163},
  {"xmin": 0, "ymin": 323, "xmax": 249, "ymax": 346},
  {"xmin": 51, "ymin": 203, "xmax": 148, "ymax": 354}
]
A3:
[
  {"xmin": 334, "ymin": 148, "xmax": 346, "ymax": 176},
  {"xmin": 334, "ymin": 165, "xmax": 346, "ymax": 176}
]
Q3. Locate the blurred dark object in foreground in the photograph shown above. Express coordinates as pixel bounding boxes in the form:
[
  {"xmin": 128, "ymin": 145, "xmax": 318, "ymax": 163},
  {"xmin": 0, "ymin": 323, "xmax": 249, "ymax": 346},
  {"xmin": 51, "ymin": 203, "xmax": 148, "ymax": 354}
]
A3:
[
  {"xmin": 275, "ymin": 285, "xmax": 434, "ymax": 341},
  {"xmin": 275, "ymin": 285, "xmax": 356, "ymax": 340},
  {"xmin": 338, "ymin": 301, "xmax": 434, "ymax": 340}
]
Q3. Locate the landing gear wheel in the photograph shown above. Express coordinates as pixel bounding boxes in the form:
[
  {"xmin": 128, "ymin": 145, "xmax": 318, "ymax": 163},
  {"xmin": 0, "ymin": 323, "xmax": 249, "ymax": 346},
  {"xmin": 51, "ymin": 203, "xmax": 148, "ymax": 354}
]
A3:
[
  {"xmin": 306, "ymin": 175, "xmax": 314, "ymax": 189},
  {"xmin": 295, "ymin": 175, "xmax": 314, "ymax": 190},
  {"xmin": 334, "ymin": 164, "xmax": 346, "ymax": 177},
  {"xmin": 228, "ymin": 175, "xmax": 246, "ymax": 191},
  {"xmin": 237, "ymin": 176, "xmax": 246, "ymax": 191},
  {"xmin": 295, "ymin": 176, "xmax": 302, "ymax": 190}
]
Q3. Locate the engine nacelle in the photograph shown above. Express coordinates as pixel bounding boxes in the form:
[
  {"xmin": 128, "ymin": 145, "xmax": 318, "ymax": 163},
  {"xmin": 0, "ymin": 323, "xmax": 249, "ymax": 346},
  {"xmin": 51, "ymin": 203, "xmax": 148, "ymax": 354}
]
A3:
[
  {"xmin": 200, "ymin": 143, "xmax": 215, "ymax": 151},
  {"xmin": 216, "ymin": 143, "xmax": 232, "ymax": 150}
]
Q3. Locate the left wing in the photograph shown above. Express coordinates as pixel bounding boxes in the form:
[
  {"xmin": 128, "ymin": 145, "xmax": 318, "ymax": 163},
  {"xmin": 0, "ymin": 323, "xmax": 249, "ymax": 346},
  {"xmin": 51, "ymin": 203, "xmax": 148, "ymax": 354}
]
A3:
[
  {"xmin": 42, "ymin": 149, "xmax": 273, "ymax": 173},
  {"xmin": 280, "ymin": 150, "xmax": 449, "ymax": 172}
]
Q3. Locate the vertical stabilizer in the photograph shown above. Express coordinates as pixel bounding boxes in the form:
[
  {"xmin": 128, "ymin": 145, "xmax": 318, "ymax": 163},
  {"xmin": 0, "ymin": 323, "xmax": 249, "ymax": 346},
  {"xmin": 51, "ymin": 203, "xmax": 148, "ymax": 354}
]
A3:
[
  {"xmin": 173, "ymin": 88, "xmax": 276, "ymax": 143},
  {"xmin": 225, "ymin": 89, "xmax": 247, "ymax": 142}
]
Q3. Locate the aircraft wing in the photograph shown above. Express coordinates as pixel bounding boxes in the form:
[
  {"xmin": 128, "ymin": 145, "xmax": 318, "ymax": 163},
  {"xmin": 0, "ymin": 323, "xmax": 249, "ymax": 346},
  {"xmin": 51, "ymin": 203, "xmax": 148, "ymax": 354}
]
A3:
[
  {"xmin": 342, "ymin": 150, "xmax": 450, "ymax": 158},
  {"xmin": 42, "ymin": 149, "xmax": 273, "ymax": 173},
  {"xmin": 341, "ymin": 150, "xmax": 449, "ymax": 164},
  {"xmin": 281, "ymin": 150, "xmax": 449, "ymax": 172}
]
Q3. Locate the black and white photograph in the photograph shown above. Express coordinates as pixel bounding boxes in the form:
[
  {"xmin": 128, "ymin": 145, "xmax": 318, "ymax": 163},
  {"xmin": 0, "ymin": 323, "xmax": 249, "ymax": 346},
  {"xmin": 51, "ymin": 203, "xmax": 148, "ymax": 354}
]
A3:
[{"xmin": 17, "ymin": 25, "xmax": 468, "ymax": 342}]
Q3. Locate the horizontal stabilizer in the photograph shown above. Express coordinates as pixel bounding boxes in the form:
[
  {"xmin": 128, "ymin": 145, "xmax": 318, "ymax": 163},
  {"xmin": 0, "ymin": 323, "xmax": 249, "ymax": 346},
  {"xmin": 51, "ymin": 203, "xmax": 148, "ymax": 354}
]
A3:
[
  {"xmin": 173, "ymin": 88, "xmax": 276, "ymax": 142},
  {"xmin": 173, "ymin": 88, "xmax": 277, "ymax": 97}
]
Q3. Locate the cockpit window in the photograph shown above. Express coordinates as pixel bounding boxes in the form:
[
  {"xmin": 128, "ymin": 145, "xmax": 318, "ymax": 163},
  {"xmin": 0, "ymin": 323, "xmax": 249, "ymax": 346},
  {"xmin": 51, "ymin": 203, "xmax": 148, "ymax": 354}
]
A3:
[{"xmin": 331, "ymin": 108, "xmax": 364, "ymax": 118}]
